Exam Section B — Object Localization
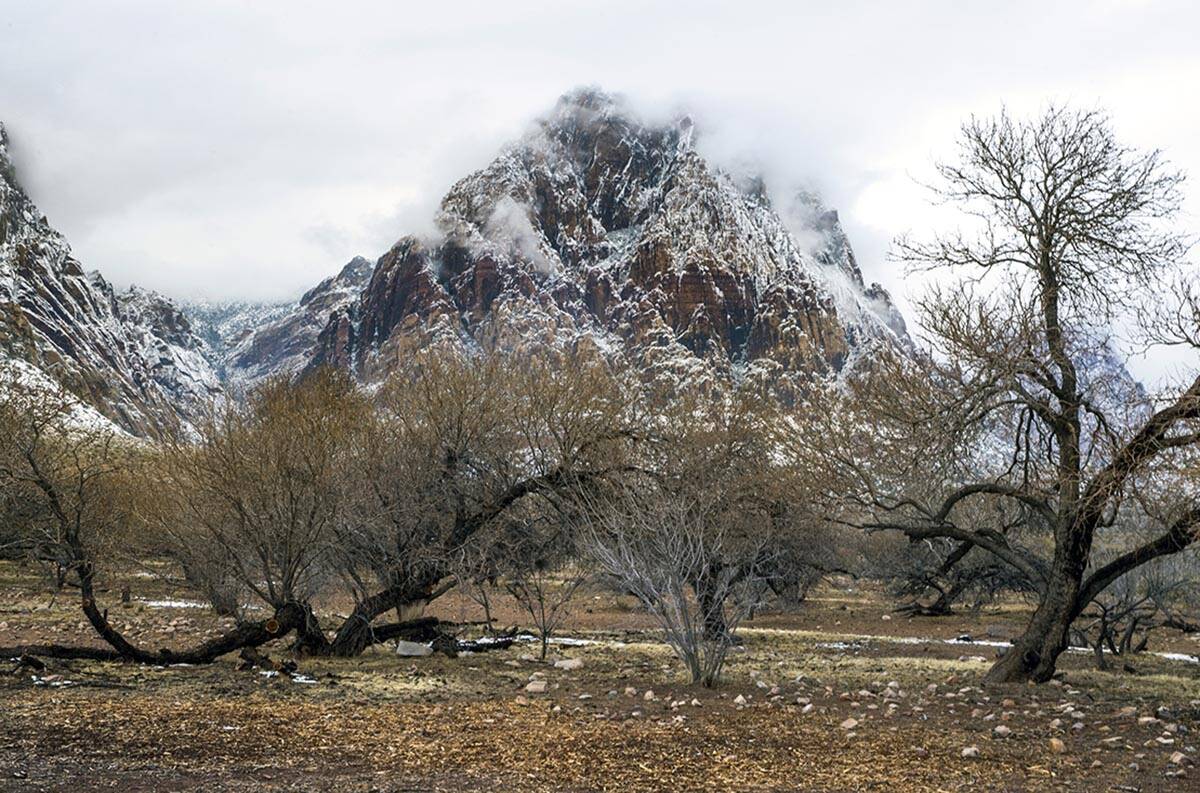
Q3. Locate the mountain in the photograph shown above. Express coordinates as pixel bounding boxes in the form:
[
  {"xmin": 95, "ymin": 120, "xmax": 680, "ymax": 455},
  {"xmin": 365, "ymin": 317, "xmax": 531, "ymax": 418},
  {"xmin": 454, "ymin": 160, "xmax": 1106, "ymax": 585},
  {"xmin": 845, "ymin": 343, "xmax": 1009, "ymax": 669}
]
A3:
[
  {"xmin": 0, "ymin": 122, "xmax": 221, "ymax": 435},
  {"xmin": 309, "ymin": 89, "xmax": 910, "ymax": 396},
  {"xmin": 185, "ymin": 256, "xmax": 373, "ymax": 390},
  {"xmin": 2, "ymin": 88, "xmax": 914, "ymax": 430}
]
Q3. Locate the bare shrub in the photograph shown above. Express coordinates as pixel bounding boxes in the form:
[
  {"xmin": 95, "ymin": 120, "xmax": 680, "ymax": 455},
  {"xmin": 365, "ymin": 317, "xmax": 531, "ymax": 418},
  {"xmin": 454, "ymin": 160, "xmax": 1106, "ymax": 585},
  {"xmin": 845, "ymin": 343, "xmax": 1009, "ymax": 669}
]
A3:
[
  {"xmin": 575, "ymin": 389, "xmax": 788, "ymax": 687},
  {"xmin": 497, "ymin": 517, "xmax": 588, "ymax": 659}
]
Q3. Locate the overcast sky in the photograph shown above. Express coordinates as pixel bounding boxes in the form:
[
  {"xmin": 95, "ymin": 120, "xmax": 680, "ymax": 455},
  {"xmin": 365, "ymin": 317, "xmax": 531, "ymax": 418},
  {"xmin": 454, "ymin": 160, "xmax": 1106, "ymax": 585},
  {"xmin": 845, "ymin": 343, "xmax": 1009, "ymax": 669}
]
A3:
[{"xmin": 1, "ymin": 0, "xmax": 1197, "ymax": 381}]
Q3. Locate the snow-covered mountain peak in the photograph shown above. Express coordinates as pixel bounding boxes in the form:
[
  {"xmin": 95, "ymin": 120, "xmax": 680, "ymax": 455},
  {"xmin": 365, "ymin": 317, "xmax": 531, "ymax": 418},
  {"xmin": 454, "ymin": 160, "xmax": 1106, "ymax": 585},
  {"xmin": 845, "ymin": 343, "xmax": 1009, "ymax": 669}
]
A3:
[{"xmin": 312, "ymin": 88, "xmax": 915, "ymax": 395}]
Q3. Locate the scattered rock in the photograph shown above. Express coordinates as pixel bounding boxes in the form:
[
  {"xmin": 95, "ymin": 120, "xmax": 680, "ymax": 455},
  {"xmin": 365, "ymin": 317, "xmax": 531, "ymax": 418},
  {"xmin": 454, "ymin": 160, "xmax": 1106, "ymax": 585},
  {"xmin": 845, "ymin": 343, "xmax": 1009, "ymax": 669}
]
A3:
[
  {"xmin": 840, "ymin": 718, "xmax": 859, "ymax": 730},
  {"xmin": 993, "ymin": 725, "xmax": 1012, "ymax": 739},
  {"xmin": 525, "ymin": 680, "xmax": 548, "ymax": 694},
  {"xmin": 962, "ymin": 746, "xmax": 980, "ymax": 759},
  {"xmin": 554, "ymin": 658, "xmax": 584, "ymax": 671},
  {"xmin": 1049, "ymin": 738, "xmax": 1067, "ymax": 754},
  {"xmin": 394, "ymin": 641, "xmax": 433, "ymax": 657}
]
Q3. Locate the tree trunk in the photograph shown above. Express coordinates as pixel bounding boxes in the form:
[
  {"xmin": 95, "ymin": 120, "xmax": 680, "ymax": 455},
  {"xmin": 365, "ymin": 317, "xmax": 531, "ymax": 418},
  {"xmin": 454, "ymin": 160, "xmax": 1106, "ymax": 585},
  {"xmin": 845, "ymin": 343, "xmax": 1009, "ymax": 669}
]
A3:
[
  {"xmin": 290, "ymin": 603, "xmax": 330, "ymax": 655},
  {"xmin": 2, "ymin": 601, "xmax": 309, "ymax": 665},
  {"xmin": 984, "ymin": 572, "xmax": 1080, "ymax": 684},
  {"xmin": 326, "ymin": 577, "xmax": 440, "ymax": 657},
  {"xmin": 695, "ymin": 566, "xmax": 731, "ymax": 644}
]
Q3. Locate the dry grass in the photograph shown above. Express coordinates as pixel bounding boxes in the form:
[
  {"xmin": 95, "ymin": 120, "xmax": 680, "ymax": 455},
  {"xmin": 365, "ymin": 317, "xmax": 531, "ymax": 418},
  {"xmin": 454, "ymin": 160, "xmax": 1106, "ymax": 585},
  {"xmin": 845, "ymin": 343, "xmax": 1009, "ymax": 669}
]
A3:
[{"xmin": 1, "ymin": 561, "xmax": 1198, "ymax": 792}]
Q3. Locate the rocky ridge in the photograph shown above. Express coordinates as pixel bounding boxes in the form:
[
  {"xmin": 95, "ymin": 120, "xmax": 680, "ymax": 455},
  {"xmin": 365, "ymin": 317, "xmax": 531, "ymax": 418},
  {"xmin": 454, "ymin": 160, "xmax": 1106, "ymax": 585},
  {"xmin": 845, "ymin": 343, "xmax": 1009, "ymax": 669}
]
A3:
[
  {"xmin": 1, "ymin": 89, "xmax": 918, "ymax": 430},
  {"xmin": 185, "ymin": 256, "xmax": 373, "ymax": 390},
  {"xmin": 0, "ymin": 123, "xmax": 221, "ymax": 435}
]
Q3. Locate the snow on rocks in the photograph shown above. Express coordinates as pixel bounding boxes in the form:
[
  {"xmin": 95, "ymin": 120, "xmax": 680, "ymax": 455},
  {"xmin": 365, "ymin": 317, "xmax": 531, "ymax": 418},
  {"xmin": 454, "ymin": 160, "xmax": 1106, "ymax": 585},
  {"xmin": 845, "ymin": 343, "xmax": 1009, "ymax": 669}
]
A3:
[{"xmin": 0, "ymin": 126, "xmax": 223, "ymax": 437}]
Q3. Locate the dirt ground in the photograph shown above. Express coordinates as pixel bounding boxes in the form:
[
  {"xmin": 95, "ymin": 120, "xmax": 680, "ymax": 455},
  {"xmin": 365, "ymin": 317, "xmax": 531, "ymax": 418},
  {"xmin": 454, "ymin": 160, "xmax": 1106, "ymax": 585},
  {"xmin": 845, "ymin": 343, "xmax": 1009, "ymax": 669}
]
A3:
[{"xmin": 1, "ymin": 560, "xmax": 1198, "ymax": 792}]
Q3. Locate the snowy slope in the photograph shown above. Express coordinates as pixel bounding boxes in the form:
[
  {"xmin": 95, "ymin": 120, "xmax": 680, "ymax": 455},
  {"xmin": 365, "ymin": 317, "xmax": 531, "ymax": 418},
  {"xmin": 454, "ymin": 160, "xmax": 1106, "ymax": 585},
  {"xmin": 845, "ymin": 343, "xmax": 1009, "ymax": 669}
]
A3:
[
  {"xmin": 185, "ymin": 256, "xmax": 373, "ymax": 390},
  {"xmin": 0, "ymin": 122, "xmax": 221, "ymax": 435}
]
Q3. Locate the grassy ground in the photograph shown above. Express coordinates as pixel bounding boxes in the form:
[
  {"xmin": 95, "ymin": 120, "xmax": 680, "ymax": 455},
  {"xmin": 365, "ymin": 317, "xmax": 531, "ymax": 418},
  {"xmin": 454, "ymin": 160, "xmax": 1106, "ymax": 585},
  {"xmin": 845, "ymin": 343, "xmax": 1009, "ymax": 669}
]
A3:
[{"xmin": 1, "ymin": 560, "xmax": 1198, "ymax": 791}]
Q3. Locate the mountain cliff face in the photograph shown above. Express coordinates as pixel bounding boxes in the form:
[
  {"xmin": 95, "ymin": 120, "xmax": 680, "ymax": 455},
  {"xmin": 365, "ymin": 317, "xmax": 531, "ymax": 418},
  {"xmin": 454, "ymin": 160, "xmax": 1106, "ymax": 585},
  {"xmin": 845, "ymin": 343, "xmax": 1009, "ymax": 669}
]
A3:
[
  {"xmin": 0, "ymin": 123, "xmax": 221, "ymax": 435},
  {"xmin": 186, "ymin": 256, "xmax": 373, "ymax": 390},
  {"xmin": 311, "ymin": 89, "xmax": 910, "ymax": 395}
]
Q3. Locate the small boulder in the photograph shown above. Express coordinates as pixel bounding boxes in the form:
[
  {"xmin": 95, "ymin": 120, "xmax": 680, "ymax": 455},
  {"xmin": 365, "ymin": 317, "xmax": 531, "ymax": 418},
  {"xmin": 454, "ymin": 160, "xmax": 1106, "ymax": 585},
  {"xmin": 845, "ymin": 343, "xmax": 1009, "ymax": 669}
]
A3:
[
  {"xmin": 525, "ymin": 679, "xmax": 548, "ymax": 694},
  {"xmin": 1049, "ymin": 738, "xmax": 1067, "ymax": 754},
  {"xmin": 394, "ymin": 641, "xmax": 433, "ymax": 657},
  {"xmin": 554, "ymin": 658, "xmax": 584, "ymax": 671},
  {"xmin": 962, "ymin": 746, "xmax": 981, "ymax": 759},
  {"xmin": 840, "ymin": 717, "xmax": 859, "ymax": 730}
]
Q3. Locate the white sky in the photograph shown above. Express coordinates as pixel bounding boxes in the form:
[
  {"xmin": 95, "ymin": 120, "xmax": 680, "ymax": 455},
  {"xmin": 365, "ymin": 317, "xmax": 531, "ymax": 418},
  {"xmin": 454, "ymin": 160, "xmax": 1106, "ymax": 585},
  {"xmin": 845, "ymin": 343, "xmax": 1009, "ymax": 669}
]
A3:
[{"xmin": 1, "ymin": 0, "xmax": 1197, "ymax": 382}]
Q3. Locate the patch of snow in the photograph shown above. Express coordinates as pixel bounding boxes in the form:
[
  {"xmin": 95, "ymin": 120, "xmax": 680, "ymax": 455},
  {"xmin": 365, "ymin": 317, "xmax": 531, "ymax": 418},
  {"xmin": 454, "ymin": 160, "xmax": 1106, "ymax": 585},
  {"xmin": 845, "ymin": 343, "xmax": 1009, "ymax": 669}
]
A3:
[{"xmin": 137, "ymin": 598, "xmax": 208, "ymax": 609}]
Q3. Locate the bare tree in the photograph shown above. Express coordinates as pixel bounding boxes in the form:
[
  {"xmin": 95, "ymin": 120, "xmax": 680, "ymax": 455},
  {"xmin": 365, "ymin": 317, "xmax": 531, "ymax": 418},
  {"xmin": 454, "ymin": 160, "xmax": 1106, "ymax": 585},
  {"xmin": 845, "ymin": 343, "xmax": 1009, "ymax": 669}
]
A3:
[
  {"xmin": 793, "ymin": 107, "xmax": 1200, "ymax": 683},
  {"xmin": 324, "ymin": 345, "xmax": 632, "ymax": 656},
  {"xmin": 149, "ymin": 368, "xmax": 369, "ymax": 652},
  {"xmin": 0, "ymin": 376, "xmax": 311, "ymax": 663},
  {"xmin": 575, "ymin": 388, "xmax": 793, "ymax": 687}
]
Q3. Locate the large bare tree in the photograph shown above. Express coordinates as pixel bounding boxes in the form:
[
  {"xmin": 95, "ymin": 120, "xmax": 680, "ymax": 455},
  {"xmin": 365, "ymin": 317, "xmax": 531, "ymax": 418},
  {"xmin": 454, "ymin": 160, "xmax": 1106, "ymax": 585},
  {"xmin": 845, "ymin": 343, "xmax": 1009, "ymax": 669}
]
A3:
[
  {"xmin": 794, "ymin": 107, "xmax": 1200, "ymax": 683},
  {"xmin": 0, "ymin": 375, "xmax": 313, "ymax": 663}
]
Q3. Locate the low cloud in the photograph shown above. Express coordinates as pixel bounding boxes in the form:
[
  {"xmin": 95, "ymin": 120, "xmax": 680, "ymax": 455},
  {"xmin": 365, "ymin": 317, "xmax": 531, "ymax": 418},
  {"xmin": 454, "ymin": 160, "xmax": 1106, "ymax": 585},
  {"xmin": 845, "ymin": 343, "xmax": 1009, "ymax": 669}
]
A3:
[{"xmin": 483, "ymin": 197, "xmax": 557, "ymax": 275}]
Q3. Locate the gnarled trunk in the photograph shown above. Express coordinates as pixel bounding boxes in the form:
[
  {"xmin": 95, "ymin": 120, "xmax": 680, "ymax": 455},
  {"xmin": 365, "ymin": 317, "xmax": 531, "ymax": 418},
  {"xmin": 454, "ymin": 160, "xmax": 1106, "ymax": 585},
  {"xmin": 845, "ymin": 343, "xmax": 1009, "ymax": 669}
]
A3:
[
  {"xmin": 985, "ymin": 570, "xmax": 1081, "ymax": 684},
  {"xmin": 326, "ymin": 576, "xmax": 442, "ymax": 657},
  {"xmin": 695, "ymin": 571, "xmax": 730, "ymax": 644}
]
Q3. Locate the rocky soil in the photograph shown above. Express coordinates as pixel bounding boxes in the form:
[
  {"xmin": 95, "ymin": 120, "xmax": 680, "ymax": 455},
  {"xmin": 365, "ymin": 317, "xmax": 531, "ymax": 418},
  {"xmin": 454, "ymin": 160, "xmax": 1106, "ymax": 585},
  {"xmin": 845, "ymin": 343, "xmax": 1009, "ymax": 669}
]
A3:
[{"xmin": 1, "ymin": 562, "xmax": 1197, "ymax": 792}]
